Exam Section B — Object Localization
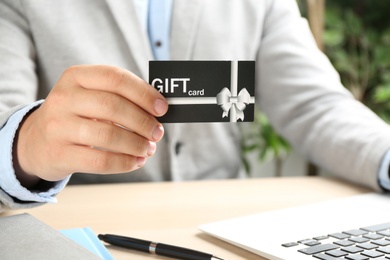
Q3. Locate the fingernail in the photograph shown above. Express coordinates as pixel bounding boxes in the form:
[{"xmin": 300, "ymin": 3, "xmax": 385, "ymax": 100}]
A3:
[
  {"xmin": 154, "ymin": 99, "xmax": 168, "ymax": 115},
  {"xmin": 147, "ymin": 141, "xmax": 156, "ymax": 156},
  {"xmin": 152, "ymin": 124, "xmax": 164, "ymax": 141},
  {"xmin": 137, "ymin": 157, "xmax": 146, "ymax": 167}
]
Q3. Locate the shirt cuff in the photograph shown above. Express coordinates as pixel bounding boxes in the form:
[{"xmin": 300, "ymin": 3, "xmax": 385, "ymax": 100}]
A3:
[
  {"xmin": 0, "ymin": 101, "xmax": 69, "ymax": 203},
  {"xmin": 378, "ymin": 149, "xmax": 390, "ymax": 191}
]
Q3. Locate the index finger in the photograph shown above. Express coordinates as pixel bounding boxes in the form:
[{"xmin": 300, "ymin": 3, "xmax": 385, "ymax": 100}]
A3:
[{"xmin": 64, "ymin": 64, "xmax": 168, "ymax": 117}]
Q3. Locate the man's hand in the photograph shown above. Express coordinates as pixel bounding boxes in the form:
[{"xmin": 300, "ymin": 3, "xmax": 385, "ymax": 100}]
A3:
[{"xmin": 13, "ymin": 65, "xmax": 168, "ymax": 186}]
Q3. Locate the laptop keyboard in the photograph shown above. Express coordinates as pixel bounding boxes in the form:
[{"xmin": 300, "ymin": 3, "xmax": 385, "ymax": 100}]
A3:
[{"xmin": 282, "ymin": 222, "xmax": 390, "ymax": 259}]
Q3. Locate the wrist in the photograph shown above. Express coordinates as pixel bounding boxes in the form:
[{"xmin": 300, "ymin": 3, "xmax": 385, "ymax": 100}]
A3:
[{"xmin": 12, "ymin": 108, "xmax": 41, "ymax": 189}]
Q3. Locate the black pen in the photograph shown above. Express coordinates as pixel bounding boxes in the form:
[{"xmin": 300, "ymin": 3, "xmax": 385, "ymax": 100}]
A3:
[{"xmin": 98, "ymin": 234, "xmax": 224, "ymax": 260}]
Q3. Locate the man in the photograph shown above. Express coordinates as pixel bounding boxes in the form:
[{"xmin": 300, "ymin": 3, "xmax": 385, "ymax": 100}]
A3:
[{"xmin": 1, "ymin": 0, "xmax": 390, "ymax": 211}]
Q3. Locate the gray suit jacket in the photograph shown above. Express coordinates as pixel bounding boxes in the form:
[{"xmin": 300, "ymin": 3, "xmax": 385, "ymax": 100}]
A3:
[{"xmin": 1, "ymin": 0, "xmax": 390, "ymax": 209}]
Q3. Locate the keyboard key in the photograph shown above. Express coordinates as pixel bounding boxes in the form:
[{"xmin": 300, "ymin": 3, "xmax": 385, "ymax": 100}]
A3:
[
  {"xmin": 313, "ymin": 253, "xmax": 340, "ymax": 260},
  {"xmin": 343, "ymin": 229, "xmax": 368, "ymax": 236},
  {"xmin": 372, "ymin": 239, "xmax": 390, "ymax": 246},
  {"xmin": 298, "ymin": 238, "xmax": 314, "ymax": 244},
  {"xmin": 363, "ymin": 233, "xmax": 383, "ymax": 240},
  {"xmin": 378, "ymin": 230, "xmax": 390, "ymax": 236},
  {"xmin": 326, "ymin": 249, "xmax": 348, "ymax": 257},
  {"xmin": 345, "ymin": 255, "xmax": 369, "ymax": 260},
  {"xmin": 281, "ymin": 242, "xmax": 298, "ymax": 247},
  {"xmin": 329, "ymin": 232, "xmax": 350, "ymax": 239},
  {"xmin": 361, "ymin": 250, "xmax": 384, "ymax": 258},
  {"xmin": 356, "ymin": 242, "xmax": 378, "ymax": 250},
  {"xmin": 334, "ymin": 239, "xmax": 354, "ymax": 246},
  {"xmin": 304, "ymin": 240, "xmax": 321, "ymax": 246},
  {"xmin": 361, "ymin": 222, "xmax": 390, "ymax": 232},
  {"xmin": 349, "ymin": 236, "xmax": 369, "ymax": 243},
  {"xmin": 297, "ymin": 238, "xmax": 321, "ymax": 246},
  {"xmin": 314, "ymin": 235, "xmax": 329, "ymax": 241},
  {"xmin": 298, "ymin": 244, "xmax": 339, "ymax": 255},
  {"xmin": 376, "ymin": 246, "xmax": 390, "ymax": 254},
  {"xmin": 341, "ymin": 245, "xmax": 363, "ymax": 253}
]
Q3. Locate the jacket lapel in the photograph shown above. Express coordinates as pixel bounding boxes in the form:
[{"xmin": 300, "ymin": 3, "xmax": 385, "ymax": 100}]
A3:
[
  {"xmin": 105, "ymin": 0, "xmax": 153, "ymax": 79},
  {"xmin": 171, "ymin": 0, "xmax": 203, "ymax": 60}
]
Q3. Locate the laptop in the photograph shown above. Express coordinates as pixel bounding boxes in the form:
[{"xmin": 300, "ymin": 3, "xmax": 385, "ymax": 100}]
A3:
[{"xmin": 199, "ymin": 192, "xmax": 390, "ymax": 260}]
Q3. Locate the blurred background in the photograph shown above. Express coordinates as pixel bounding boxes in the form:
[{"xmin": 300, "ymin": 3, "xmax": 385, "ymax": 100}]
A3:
[{"xmin": 242, "ymin": 0, "xmax": 390, "ymax": 178}]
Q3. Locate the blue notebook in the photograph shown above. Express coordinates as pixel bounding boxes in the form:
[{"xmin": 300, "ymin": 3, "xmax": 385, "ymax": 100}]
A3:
[{"xmin": 60, "ymin": 227, "xmax": 114, "ymax": 260}]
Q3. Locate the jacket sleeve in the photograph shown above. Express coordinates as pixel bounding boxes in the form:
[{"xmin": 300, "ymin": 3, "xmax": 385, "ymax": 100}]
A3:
[
  {"xmin": 257, "ymin": 0, "xmax": 390, "ymax": 191},
  {"xmin": 0, "ymin": 0, "xmax": 38, "ymax": 114},
  {"xmin": 0, "ymin": 0, "xmax": 60, "ymax": 212}
]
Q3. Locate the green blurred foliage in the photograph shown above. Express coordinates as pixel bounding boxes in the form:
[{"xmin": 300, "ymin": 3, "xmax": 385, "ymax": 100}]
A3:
[
  {"xmin": 324, "ymin": 0, "xmax": 390, "ymax": 122},
  {"xmin": 241, "ymin": 112, "xmax": 291, "ymax": 176}
]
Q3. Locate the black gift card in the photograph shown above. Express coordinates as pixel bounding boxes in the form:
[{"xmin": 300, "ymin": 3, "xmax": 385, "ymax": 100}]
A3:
[{"xmin": 149, "ymin": 61, "xmax": 255, "ymax": 123}]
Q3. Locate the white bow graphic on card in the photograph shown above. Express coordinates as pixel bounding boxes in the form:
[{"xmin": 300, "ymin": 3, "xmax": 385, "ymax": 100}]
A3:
[{"xmin": 216, "ymin": 87, "xmax": 250, "ymax": 122}]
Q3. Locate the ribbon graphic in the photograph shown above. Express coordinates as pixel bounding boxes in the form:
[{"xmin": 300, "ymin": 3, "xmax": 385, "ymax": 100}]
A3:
[
  {"xmin": 217, "ymin": 87, "xmax": 251, "ymax": 122},
  {"xmin": 164, "ymin": 61, "xmax": 254, "ymax": 122},
  {"xmin": 216, "ymin": 60, "xmax": 251, "ymax": 122}
]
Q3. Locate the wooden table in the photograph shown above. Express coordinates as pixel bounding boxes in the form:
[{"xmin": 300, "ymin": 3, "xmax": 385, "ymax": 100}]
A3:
[{"xmin": 4, "ymin": 176, "xmax": 371, "ymax": 259}]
